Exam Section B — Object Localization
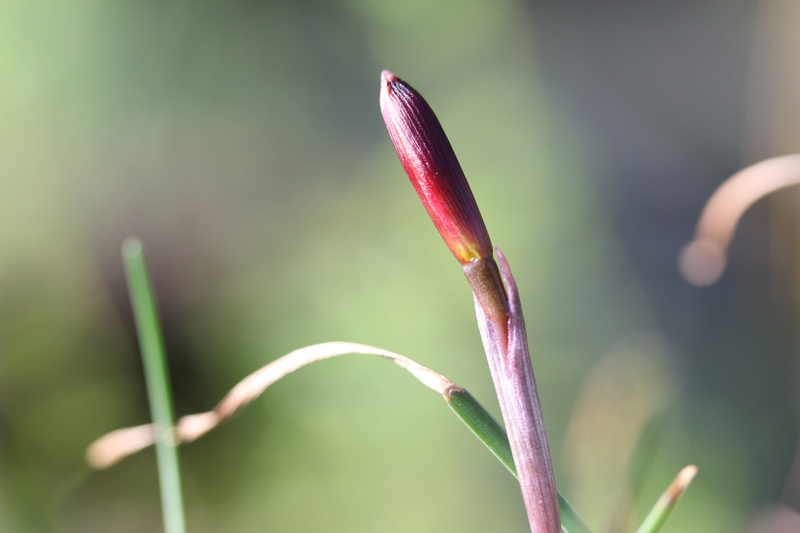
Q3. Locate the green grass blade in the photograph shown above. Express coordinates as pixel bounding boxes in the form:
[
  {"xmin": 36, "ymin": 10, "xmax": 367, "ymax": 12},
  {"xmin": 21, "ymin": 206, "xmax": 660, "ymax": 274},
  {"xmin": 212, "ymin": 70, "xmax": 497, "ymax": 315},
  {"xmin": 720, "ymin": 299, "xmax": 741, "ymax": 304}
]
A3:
[
  {"xmin": 635, "ymin": 465, "xmax": 697, "ymax": 533},
  {"xmin": 447, "ymin": 390, "xmax": 592, "ymax": 533},
  {"xmin": 122, "ymin": 238, "xmax": 187, "ymax": 533}
]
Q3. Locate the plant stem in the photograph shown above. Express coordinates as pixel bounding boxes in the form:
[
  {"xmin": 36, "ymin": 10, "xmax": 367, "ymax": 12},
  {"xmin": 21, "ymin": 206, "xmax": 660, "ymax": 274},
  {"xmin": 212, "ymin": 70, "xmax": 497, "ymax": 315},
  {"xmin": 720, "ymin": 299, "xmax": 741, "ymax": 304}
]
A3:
[
  {"xmin": 447, "ymin": 390, "xmax": 592, "ymax": 533},
  {"xmin": 122, "ymin": 238, "xmax": 187, "ymax": 533}
]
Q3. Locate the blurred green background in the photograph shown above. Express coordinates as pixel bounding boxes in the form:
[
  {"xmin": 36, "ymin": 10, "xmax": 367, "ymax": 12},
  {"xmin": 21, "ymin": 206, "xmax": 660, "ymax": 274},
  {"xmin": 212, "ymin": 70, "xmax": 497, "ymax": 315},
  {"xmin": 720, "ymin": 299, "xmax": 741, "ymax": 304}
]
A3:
[{"xmin": 1, "ymin": 1, "xmax": 799, "ymax": 532}]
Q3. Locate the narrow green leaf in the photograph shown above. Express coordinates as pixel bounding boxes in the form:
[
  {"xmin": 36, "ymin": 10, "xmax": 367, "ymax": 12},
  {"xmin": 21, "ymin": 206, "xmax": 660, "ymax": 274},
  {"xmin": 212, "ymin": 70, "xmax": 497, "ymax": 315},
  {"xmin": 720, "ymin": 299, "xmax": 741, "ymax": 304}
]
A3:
[
  {"xmin": 635, "ymin": 465, "xmax": 697, "ymax": 533},
  {"xmin": 447, "ymin": 390, "xmax": 592, "ymax": 533},
  {"xmin": 122, "ymin": 238, "xmax": 186, "ymax": 533}
]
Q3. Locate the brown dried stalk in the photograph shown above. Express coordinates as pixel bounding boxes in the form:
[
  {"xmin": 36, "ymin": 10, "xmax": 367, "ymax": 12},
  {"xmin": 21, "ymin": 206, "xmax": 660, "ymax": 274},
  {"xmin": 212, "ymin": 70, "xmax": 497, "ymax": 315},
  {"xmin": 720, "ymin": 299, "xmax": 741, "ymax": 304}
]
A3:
[
  {"xmin": 679, "ymin": 154, "xmax": 800, "ymax": 286},
  {"xmin": 86, "ymin": 341, "xmax": 460, "ymax": 469}
]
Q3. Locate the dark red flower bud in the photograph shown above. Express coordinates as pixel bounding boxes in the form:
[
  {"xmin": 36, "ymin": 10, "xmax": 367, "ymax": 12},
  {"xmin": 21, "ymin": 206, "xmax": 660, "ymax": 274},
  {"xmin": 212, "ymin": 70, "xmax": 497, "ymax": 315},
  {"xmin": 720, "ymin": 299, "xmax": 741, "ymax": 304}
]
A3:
[
  {"xmin": 380, "ymin": 70, "xmax": 493, "ymax": 266},
  {"xmin": 380, "ymin": 70, "xmax": 561, "ymax": 533},
  {"xmin": 381, "ymin": 70, "xmax": 508, "ymax": 335}
]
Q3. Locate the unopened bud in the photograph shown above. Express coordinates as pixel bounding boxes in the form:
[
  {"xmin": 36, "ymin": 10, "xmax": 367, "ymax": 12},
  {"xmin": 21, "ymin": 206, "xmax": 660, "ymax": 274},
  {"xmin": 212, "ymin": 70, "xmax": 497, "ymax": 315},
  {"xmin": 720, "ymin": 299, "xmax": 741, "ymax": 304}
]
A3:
[{"xmin": 380, "ymin": 70, "xmax": 493, "ymax": 266}]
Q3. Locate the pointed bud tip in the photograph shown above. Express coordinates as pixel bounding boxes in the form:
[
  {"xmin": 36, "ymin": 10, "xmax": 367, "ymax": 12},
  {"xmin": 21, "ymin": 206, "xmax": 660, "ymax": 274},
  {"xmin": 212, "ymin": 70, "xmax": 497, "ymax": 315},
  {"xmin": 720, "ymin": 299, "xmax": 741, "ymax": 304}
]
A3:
[
  {"xmin": 381, "ymin": 70, "xmax": 398, "ymax": 84},
  {"xmin": 380, "ymin": 70, "xmax": 403, "ymax": 100}
]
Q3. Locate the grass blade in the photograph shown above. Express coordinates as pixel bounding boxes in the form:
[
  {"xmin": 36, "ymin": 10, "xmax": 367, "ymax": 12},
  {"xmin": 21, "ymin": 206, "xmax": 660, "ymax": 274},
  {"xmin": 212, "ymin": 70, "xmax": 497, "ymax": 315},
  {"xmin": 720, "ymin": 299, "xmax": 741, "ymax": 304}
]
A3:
[
  {"xmin": 635, "ymin": 465, "xmax": 697, "ymax": 533},
  {"xmin": 447, "ymin": 390, "xmax": 592, "ymax": 533},
  {"xmin": 122, "ymin": 238, "xmax": 186, "ymax": 533}
]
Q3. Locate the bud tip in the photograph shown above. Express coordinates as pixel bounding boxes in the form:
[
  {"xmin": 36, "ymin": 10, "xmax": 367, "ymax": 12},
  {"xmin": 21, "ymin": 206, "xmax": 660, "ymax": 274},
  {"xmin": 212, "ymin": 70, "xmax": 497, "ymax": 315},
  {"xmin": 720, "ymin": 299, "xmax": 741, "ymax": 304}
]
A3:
[{"xmin": 381, "ymin": 70, "xmax": 398, "ymax": 84}]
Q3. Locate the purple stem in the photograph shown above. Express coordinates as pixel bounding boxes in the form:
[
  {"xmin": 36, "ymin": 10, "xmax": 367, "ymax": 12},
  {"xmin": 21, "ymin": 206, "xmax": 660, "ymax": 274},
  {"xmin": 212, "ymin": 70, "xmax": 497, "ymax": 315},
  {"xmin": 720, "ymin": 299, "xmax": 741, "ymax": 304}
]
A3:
[{"xmin": 468, "ymin": 249, "xmax": 560, "ymax": 533}]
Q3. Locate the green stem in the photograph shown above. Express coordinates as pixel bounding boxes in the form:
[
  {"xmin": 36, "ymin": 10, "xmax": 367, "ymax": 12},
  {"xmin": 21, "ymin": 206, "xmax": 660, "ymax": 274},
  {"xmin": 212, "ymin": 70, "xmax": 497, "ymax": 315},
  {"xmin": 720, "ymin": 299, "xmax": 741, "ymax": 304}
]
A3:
[
  {"xmin": 122, "ymin": 238, "xmax": 187, "ymax": 533},
  {"xmin": 447, "ymin": 390, "xmax": 592, "ymax": 533}
]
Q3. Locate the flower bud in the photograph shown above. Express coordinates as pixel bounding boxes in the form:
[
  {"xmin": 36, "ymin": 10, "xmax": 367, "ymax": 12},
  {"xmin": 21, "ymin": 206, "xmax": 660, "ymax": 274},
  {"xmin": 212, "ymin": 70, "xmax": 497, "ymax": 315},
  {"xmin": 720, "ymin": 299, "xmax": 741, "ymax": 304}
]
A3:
[
  {"xmin": 380, "ymin": 70, "xmax": 493, "ymax": 266},
  {"xmin": 380, "ymin": 71, "xmax": 561, "ymax": 533}
]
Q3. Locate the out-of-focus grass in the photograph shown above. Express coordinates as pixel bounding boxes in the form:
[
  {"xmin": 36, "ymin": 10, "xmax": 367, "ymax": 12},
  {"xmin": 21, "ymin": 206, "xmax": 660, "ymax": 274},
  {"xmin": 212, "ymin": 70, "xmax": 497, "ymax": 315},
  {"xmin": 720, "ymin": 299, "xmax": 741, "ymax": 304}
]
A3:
[
  {"xmin": 122, "ymin": 239, "xmax": 186, "ymax": 533},
  {"xmin": 0, "ymin": 2, "xmax": 793, "ymax": 533}
]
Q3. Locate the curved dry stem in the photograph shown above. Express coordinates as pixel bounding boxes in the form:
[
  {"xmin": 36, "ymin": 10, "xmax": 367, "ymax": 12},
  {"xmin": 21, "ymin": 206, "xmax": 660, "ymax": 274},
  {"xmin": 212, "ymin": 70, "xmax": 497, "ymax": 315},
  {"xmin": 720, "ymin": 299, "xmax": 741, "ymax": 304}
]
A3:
[
  {"xmin": 679, "ymin": 154, "xmax": 800, "ymax": 286},
  {"xmin": 86, "ymin": 341, "xmax": 460, "ymax": 469}
]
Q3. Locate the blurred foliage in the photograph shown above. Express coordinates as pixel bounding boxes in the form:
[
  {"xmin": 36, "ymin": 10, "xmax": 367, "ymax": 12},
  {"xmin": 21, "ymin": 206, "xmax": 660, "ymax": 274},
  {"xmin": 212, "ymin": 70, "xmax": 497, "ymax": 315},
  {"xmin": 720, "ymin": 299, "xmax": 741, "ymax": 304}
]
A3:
[{"xmin": 0, "ymin": 1, "xmax": 798, "ymax": 532}]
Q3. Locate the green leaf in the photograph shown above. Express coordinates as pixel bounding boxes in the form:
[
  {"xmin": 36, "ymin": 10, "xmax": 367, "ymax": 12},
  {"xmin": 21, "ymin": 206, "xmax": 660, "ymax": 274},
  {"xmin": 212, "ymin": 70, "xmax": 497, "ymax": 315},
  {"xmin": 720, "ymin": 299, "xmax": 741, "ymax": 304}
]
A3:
[
  {"xmin": 447, "ymin": 390, "xmax": 592, "ymax": 533},
  {"xmin": 635, "ymin": 465, "xmax": 697, "ymax": 533}
]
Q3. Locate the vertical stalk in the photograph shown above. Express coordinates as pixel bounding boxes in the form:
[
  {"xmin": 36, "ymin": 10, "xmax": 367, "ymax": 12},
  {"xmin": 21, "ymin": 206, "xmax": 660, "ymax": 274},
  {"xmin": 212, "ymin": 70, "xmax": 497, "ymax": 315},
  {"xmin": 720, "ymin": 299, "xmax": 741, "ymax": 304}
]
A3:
[
  {"xmin": 380, "ymin": 70, "xmax": 561, "ymax": 532},
  {"xmin": 122, "ymin": 238, "xmax": 187, "ymax": 533},
  {"xmin": 467, "ymin": 252, "xmax": 560, "ymax": 533}
]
